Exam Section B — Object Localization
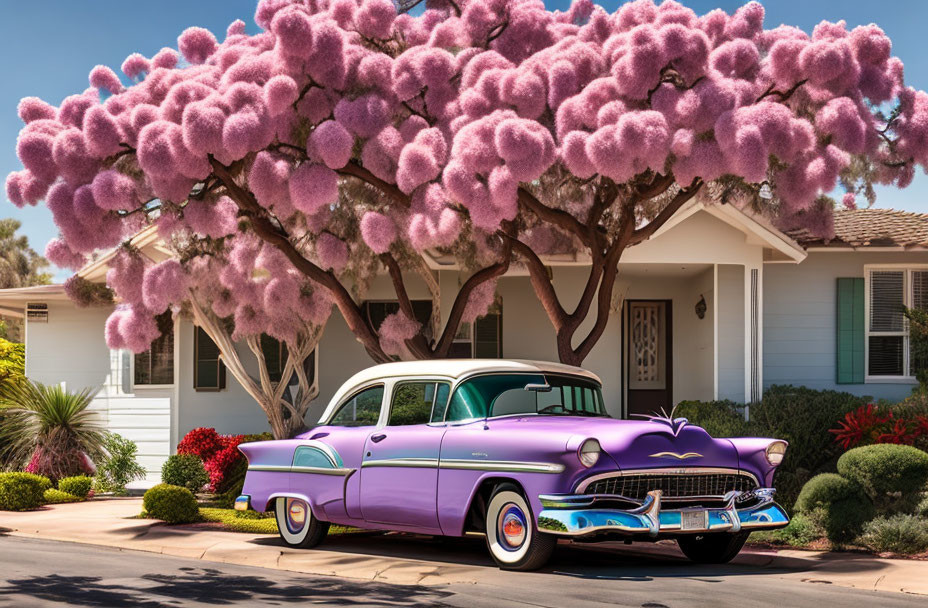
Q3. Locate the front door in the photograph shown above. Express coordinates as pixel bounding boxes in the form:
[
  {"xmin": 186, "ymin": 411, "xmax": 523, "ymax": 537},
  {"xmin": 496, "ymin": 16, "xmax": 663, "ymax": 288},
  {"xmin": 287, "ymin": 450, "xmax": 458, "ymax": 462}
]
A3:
[
  {"xmin": 359, "ymin": 380, "xmax": 450, "ymax": 530},
  {"xmin": 625, "ymin": 300, "xmax": 673, "ymax": 419}
]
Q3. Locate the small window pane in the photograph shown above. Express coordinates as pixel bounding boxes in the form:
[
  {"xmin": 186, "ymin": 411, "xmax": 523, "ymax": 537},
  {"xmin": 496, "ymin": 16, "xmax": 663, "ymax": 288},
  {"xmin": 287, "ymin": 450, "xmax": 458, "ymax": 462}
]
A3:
[
  {"xmin": 475, "ymin": 312, "xmax": 502, "ymax": 358},
  {"xmin": 870, "ymin": 271, "xmax": 905, "ymax": 332},
  {"xmin": 389, "ymin": 382, "xmax": 447, "ymax": 426},
  {"xmin": 260, "ymin": 334, "xmax": 285, "ymax": 383},
  {"xmin": 869, "ymin": 335, "xmax": 904, "ymax": 376},
  {"xmin": 330, "ymin": 386, "xmax": 384, "ymax": 427},
  {"xmin": 431, "ymin": 383, "xmax": 450, "ymax": 422},
  {"xmin": 914, "ymin": 271, "xmax": 928, "ymax": 312},
  {"xmin": 194, "ymin": 327, "xmax": 225, "ymax": 390},
  {"xmin": 135, "ymin": 312, "xmax": 174, "ymax": 386}
]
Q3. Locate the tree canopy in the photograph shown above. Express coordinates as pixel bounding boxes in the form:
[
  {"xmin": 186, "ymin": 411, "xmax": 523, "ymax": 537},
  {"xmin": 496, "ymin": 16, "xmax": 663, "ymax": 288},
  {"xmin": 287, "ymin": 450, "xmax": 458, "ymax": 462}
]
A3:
[
  {"xmin": 0, "ymin": 219, "xmax": 50, "ymax": 289},
  {"xmin": 7, "ymin": 0, "xmax": 928, "ymax": 365}
]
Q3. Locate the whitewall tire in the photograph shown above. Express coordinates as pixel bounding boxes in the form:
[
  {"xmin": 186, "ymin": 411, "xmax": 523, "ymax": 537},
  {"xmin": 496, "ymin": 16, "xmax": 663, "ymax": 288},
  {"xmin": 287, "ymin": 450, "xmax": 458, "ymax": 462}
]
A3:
[
  {"xmin": 484, "ymin": 484, "xmax": 555, "ymax": 570},
  {"xmin": 275, "ymin": 497, "xmax": 329, "ymax": 548}
]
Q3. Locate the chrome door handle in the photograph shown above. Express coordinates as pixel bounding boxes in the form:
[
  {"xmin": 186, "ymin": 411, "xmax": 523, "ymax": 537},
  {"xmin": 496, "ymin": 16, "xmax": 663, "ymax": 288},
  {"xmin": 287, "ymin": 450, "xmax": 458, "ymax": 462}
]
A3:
[{"xmin": 371, "ymin": 433, "xmax": 387, "ymax": 443}]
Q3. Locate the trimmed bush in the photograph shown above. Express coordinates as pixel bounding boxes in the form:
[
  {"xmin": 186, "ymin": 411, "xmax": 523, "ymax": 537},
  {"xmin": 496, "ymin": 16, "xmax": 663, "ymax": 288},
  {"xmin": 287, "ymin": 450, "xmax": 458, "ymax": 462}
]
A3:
[
  {"xmin": 794, "ymin": 473, "xmax": 874, "ymax": 544},
  {"xmin": 57, "ymin": 475, "xmax": 92, "ymax": 498},
  {"xmin": 918, "ymin": 495, "xmax": 928, "ymax": 518},
  {"xmin": 0, "ymin": 472, "xmax": 51, "ymax": 511},
  {"xmin": 142, "ymin": 484, "xmax": 199, "ymax": 524},
  {"xmin": 161, "ymin": 454, "xmax": 209, "ymax": 493},
  {"xmin": 837, "ymin": 444, "xmax": 928, "ymax": 512},
  {"xmin": 858, "ymin": 514, "xmax": 928, "ymax": 554},
  {"xmin": 43, "ymin": 488, "xmax": 82, "ymax": 504}
]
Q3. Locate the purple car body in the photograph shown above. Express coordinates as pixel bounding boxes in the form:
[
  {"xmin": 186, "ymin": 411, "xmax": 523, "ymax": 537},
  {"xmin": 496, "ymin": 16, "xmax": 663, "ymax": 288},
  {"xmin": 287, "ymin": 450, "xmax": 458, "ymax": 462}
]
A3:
[{"xmin": 237, "ymin": 360, "xmax": 789, "ymax": 569}]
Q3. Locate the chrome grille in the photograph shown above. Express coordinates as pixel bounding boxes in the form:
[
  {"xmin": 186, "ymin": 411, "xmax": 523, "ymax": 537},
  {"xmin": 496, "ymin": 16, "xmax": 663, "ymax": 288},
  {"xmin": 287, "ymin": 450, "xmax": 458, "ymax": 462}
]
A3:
[{"xmin": 582, "ymin": 471, "xmax": 757, "ymax": 500}]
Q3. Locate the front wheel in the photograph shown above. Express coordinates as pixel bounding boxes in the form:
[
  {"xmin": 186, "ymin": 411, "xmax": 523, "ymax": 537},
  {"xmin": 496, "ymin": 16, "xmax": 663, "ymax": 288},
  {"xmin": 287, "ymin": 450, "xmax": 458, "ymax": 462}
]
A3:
[
  {"xmin": 677, "ymin": 532, "xmax": 749, "ymax": 564},
  {"xmin": 275, "ymin": 497, "xmax": 329, "ymax": 548},
  {"xmin": 484, "ymin": 484, "xmax": 555, "ymax": 571}
]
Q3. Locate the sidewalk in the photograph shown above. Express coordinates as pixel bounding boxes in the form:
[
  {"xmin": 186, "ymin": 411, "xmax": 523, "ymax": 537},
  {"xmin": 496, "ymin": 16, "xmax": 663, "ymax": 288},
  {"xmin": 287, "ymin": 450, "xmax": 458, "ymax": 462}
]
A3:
[{"xmin": 0, "ymin": 498, "xmax": 925, "ymax": 595}]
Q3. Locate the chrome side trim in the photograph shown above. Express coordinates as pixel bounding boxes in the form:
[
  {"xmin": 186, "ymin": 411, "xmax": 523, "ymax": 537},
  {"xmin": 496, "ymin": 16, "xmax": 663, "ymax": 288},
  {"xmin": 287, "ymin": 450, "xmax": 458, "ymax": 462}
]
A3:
[
  {"xmin": 439, "ymin": 459, "xmax": 565, "ymax": 474},
  {"xmin": 359, "ymin": 457, "xmax": 565, "ymax": 474},
  {"xmin": 248, "ymin": 464, "xmax": 354, "ymax": 476},
  {"xmin": 361, "ymin": 457, "xmax": 440, "ymax": 469},
  {"xmin": 576, "ymin": 467, "xmax": 760, "ymax": 493}
]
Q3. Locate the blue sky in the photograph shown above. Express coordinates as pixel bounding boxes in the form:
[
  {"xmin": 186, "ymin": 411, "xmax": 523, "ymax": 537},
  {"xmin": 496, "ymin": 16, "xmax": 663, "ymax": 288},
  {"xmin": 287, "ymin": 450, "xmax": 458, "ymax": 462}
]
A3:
[{"xmin": 2, "ymin": 0, "xmax": 928, "ymax": 280}]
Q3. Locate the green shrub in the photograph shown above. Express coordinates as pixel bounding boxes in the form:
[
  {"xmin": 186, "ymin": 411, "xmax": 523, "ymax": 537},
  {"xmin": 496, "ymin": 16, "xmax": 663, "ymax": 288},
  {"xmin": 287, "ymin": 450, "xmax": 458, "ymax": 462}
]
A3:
[
  {"xmin": 0, "ymin": 472, "xmax": 51, "ymax": 511},
  {"xmin": 43, "ymin": 488, "xmax": 82, "ymax": 504},
  {"xmin": 199, "ymin": 507, "xmax": 278, "ymax": 534},
  {"xmin": 142, "ymin": 484, "xmax": 199, "ymax": 524},
  {"xmin": 57, "ymin": 475, "xmax": 92, "ymax": 498},
  {"xmin": 750, "ymin": 512, "xmax": 825, "ymax": 547},
  {"xmin": 837, "ymin": 444, "xmax": 928, "ymax": 512},
  {"xmin": 858, "ymin": 514, "xmax": 928, "ymax": 554},
  {"xmin": 161, "ymin": 454, "xmax": 209, "ymax": 493},
  {"xmin": 680, "ymin": 386, "xmax": 870, "ymax": 510},
  {"xmin": 94, "ymin": 433, "xmax": 146, "ymax": 495},
  {"xmin": 917, "ymin": 495, "xmax": 928, "ymax": 518},
  {"xmin": 795, "ymin": 473, "xmax": 875, "ymax": 544},
  {"xmin": 675, "ymin": 400, "xmax": 748, "ymax": 438}
]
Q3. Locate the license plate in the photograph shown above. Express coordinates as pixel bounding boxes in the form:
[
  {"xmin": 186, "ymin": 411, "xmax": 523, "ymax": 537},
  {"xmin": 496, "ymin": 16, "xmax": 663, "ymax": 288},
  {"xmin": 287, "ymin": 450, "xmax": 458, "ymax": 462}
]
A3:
[{"xmin": 681, "ymin": 510, "xmax": 708, "ymax": 531}]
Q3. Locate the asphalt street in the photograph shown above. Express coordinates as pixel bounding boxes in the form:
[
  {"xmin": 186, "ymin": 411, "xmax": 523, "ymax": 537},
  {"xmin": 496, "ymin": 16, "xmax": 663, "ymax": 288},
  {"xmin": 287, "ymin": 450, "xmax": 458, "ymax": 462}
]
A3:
[{"xmin": 0, "ymin": 535, "xmax": 923, "ymax": 607}]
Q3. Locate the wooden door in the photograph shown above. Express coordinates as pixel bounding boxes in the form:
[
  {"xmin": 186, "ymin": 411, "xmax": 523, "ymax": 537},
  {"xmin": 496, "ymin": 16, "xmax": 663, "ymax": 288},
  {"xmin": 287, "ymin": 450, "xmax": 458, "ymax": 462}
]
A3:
[{"xmin": 625, "ymin": 300, "xmax": 673, "ymax": 418}]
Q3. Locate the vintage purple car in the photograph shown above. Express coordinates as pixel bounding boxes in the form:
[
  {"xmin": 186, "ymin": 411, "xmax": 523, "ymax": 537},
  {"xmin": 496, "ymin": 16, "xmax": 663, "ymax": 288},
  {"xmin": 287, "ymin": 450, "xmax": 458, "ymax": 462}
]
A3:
[{"xmin": 237, "ymin": 360, "xmax": 789, "ymax": 570}]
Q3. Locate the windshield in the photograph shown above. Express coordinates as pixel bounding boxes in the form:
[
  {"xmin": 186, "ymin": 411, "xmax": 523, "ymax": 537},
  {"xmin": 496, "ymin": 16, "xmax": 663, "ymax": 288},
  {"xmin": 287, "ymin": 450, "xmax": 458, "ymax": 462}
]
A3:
[{"xmin": 445, "ymin": 373, "xmax": 610, "ymax": 421}]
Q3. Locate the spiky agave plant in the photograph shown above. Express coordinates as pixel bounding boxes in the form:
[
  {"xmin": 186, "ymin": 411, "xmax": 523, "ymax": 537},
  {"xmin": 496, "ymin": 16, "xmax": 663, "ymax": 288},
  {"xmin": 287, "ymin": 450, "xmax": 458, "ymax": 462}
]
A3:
[{"xmin": 0, "ymin": 381, "xmax": 107, "ymax": 480}]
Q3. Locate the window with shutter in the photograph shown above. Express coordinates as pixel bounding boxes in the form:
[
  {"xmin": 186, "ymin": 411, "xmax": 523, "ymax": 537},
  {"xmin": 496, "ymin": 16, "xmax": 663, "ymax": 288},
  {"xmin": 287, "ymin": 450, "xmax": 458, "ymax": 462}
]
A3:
[
  {"xmin": 865, "ymin": 267, "xmax": 928, "ymax": 380},
  {"xmin": 836, "ymin": 278, "xmax": 864, "ymax": 384},
  {"xmin": 260, "ymin": 334, "xmax": 286, "ymax": 383},
  {"xmin": 194, "ymin": 326, "xmax": 226, "ymax": 391},
  {"xmin": 134, "ymin": 312, "xmax": 174, "ymax": 386}
]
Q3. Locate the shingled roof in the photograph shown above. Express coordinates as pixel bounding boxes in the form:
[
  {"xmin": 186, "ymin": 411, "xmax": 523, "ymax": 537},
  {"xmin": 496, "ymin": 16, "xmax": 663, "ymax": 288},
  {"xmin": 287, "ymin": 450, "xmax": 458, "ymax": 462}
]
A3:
[{"xmin": 787, "ymin": 208, "xmax": 928, "ymax": 249}]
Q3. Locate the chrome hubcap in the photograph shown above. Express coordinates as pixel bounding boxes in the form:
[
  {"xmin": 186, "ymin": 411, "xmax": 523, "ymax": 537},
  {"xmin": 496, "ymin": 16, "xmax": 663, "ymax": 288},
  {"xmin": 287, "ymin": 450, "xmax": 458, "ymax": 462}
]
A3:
[
  {"xmin": 498, "ymin": 504, "xmax": 526, "ymax": 550},
  {"xmin": 285, "ymin": 498, "xmax": 307, "ymax": 534}
]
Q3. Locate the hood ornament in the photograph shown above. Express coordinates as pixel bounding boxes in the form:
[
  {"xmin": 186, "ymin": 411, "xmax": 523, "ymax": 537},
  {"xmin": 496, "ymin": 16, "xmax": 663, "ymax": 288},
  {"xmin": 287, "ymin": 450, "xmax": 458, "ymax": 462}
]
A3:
[
  {"xmin": 631, "ymin": 406, "xmax": 689, "ymax": 436},
  {"xmin": 649, "ymin": 451, "xmax": 702, "ymax": 460}
]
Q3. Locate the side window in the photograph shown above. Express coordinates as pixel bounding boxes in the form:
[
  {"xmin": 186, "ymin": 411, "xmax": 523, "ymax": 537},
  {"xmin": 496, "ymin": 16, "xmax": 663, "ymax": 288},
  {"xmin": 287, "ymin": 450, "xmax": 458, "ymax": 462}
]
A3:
[
  {"xmin": 329, "ymin": 385, "xmax": 384, "ymax": 427},
  {"xmin": 389, "ymin": 382, "xmax": 450, "ymax": 426}
]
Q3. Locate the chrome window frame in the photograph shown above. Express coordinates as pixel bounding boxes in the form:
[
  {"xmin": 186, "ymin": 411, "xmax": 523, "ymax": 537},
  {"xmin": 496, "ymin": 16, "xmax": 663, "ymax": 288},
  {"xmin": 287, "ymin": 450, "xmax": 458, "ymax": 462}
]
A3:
[{"xmin": 324, "ymin": 382, "xmax": 387, "ymax": 427}]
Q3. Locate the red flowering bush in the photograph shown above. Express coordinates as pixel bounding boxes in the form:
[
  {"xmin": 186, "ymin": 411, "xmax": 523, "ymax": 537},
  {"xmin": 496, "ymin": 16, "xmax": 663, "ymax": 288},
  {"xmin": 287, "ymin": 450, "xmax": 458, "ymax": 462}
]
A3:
[
  {"xmin": 176, "ymin": 428, "xmax": 244, "ymax": 493},
  {"xmin": 831, "ymin": 403, "xmax": 928, "ymax": 450}
]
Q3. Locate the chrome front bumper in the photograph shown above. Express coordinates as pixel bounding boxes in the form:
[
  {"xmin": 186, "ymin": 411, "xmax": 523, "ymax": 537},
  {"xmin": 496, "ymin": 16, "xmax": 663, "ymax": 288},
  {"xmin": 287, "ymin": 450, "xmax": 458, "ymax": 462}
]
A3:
[{"xmin": 537, "ymin": 488, "xmax": 789, "ymax": 536}]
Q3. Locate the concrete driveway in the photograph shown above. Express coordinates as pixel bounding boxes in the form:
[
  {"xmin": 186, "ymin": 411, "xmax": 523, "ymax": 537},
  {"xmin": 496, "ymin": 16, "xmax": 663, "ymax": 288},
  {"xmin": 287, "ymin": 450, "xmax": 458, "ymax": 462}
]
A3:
[{"xmin": 1, "ymin": 498, "xmax": 926, "ymax": 605}]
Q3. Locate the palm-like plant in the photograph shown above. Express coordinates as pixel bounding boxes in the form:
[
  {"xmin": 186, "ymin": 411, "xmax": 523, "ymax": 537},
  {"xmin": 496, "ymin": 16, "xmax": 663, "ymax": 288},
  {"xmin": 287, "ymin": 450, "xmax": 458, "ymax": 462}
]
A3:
[{"xmin": 0, "ymin": 381, "xmax": 107, "ymax": 480}]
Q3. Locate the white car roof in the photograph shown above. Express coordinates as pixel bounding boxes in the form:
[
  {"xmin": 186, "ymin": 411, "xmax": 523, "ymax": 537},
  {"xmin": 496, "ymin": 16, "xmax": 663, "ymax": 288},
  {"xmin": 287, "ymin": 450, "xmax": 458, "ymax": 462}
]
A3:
[{"xmin": 318, "ymin": 359, "xmax": 602, "ymax": 423}]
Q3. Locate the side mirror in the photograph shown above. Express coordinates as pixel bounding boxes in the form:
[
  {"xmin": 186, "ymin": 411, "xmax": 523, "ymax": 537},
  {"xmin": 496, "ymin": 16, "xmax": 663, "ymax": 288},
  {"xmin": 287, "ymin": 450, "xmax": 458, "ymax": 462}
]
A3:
[{"xmin": 524, "ymin": 383, "xmax": 552, "ymax": 392}]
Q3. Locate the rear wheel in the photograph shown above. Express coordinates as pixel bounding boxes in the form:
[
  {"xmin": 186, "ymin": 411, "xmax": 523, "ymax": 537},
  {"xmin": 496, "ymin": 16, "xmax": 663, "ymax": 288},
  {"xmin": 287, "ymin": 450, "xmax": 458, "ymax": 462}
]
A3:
[
  {"xmin": 484, "ymin": 483, "xmax": 555, "ymax": 571},
  {"xmin": 275, "ymin": 497, "xmax": 329, "ymax": 548},
  {"xmin": 677, "ymin": 532, "xmax": 749, "ymax": 564}
]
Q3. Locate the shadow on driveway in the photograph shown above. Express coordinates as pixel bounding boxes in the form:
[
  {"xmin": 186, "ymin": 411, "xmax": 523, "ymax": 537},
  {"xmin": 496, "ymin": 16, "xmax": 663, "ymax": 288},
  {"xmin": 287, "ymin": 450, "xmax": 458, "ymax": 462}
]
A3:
[{"xmin": 0, "ymin": 565, "xmax": 451, "ymax": 607}]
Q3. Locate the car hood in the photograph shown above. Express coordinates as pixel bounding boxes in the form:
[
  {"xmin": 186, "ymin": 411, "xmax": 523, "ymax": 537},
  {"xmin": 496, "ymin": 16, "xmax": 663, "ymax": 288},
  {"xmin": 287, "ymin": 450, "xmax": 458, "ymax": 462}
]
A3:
[{"xmin": 485, "ymin": 416, "xmax": 739, "ymax": 471}]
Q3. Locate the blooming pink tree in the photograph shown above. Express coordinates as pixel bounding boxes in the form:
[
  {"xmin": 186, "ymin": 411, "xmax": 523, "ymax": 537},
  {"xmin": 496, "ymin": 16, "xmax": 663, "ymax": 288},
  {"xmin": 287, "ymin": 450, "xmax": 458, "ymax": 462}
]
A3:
[{"xmin": 8, "ymin": 0, "xmax": 928, "ymax": 368}]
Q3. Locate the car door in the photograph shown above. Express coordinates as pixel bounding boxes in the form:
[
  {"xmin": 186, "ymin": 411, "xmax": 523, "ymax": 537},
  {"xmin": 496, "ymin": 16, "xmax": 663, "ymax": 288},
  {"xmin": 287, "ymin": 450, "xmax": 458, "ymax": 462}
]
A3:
[
  {"xmin": 313, "ymin": 383, "xmax": 386, "ymax": 521},
  {"xmin": 359, "ymin": 380, "xmax": 451, "ymax": 530}
]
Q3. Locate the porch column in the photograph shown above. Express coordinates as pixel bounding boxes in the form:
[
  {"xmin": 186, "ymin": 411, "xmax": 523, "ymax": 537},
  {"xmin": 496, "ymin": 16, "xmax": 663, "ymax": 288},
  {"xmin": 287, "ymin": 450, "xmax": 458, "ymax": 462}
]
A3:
[{"xmin": 744, "ymin": 264, "xmax": 763, "ymax": 406}]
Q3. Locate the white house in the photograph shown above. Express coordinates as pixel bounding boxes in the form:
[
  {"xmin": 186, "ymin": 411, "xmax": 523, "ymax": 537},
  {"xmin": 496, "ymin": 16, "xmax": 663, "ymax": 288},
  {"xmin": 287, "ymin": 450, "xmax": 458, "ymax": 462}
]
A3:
[{"xmin": 2, "ymin": 203, "xmax": 926, "ymax": 481}]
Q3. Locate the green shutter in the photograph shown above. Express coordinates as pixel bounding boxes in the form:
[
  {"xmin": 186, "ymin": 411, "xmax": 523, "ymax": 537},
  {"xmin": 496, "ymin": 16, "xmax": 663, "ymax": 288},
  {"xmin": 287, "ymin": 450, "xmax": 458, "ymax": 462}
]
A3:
[{"xmin": 836, "ymin": 278, "xmax": 865, "ymax": 384}]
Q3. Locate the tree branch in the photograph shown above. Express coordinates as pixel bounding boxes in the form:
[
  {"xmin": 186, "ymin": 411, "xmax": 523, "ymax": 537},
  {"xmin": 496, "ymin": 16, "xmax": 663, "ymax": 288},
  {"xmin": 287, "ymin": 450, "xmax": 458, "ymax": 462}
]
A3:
[
  {"xmin": 432, "ymin": 238, "xmax": 514, "ymax": 357},
  {"xmin": 380, "ymin": 253, "xmax": 432, "ymax": 358},
  {"xmin": 506, "ymin": 234, "xmax": 569, "ymax": 330},
  {"xmin": 518, "ymin": 187, "xmax": 594, "ymax": 248},
  {"xmin": 628, "ymin": 178, "xmax": 704, "ymax": 246},
  {"xmin": 208, "ymin": 156, "xmax": 391, "ymax": 363},
  {"xmin": 756, "ymin": 79, "xmax": 808, "ymax": 103},
  {"xmin": 337, "ymin": 161, "xmax": 411, "ymax": 208}
]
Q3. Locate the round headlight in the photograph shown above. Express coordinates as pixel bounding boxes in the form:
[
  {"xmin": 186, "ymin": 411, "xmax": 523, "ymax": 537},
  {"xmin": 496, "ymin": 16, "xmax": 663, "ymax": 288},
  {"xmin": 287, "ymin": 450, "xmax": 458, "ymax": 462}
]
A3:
[
  {"xmin": 578, "ymin": 438, "xmax": 601, "ymax": 468},
  {"xmin": 765, "ymin": 440, "xmax": 788, "ymax": 466}
]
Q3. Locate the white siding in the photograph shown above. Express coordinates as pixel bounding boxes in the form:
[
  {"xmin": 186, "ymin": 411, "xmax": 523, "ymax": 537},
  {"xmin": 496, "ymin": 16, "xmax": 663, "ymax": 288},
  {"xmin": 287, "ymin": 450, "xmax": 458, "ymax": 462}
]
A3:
[
  {"xmin": 717, "ymin": 264, "xmax": 745, "ymax": 402},
  {"xmin": 764, "ymin": 250, "xmax": 928, "ymax": 401}
]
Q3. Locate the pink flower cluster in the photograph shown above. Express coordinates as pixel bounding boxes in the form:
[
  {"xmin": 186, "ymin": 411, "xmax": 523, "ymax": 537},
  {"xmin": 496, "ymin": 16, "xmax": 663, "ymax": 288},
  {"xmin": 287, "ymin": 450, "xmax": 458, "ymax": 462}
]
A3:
[{"xmin": 7, "ymin": 0, "xmax": 928, "ymax": 339}]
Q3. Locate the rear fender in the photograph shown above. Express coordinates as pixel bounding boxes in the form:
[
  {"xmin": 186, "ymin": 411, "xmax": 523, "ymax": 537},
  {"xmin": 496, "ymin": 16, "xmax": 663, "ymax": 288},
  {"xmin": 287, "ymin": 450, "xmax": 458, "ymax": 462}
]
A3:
[{"xmin": 265, "ymin": 491, "xmax": 326, "ymax": 522}]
